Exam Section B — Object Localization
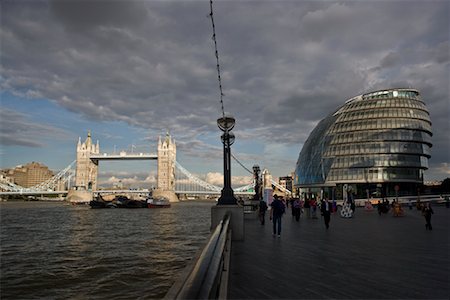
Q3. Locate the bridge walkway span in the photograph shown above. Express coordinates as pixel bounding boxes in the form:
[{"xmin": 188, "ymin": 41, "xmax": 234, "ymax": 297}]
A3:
[{"xmin": 227, "ymin": 206, "xmax": 449, "ymax": 299}]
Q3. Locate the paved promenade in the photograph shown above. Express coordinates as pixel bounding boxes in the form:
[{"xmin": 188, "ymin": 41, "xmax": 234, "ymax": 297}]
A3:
[{"xmin": 228, "ymin": 206, "xmax": 449, "ymax": 299}]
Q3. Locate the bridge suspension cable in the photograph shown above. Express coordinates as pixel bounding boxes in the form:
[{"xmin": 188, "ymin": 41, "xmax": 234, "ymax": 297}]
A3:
[
  {"xmin": 174, "ymin": 160, "xmax": 221, "ymax": 192},
  {"xmin": 31, "ymin": 160, "xmax": 76, "ymax": 191},
  {"xmin": 0, "ymin": 160, "xmax": 76, "ymax": 192},
  {"xmin": 174, "ymin": 160, "xmax": 255, "ymax": 194}
]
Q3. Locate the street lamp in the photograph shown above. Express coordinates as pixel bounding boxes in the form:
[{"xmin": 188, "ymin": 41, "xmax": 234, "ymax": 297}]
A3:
[
  {"xmin": 217, "ymin": 115, "xmax": 237, "ymax": 205},
  {"xmin": 252, "ymin": 165, "xmax": 261, "ymax": 201}
]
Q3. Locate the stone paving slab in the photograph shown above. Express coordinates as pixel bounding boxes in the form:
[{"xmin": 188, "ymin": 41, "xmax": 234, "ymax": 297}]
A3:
[{"xmin": 228, "ymin": 206, "xmax": 449, "ymax": 299}]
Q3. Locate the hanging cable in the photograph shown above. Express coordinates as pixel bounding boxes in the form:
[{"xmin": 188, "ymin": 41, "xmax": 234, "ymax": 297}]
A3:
[
  {"xmin": 209, "ymin": 1, "xmax": 256, "ymax": 178},
  {"xmin": 231, "ymin": 153, "xmax": 254, "ymax": 174},
  {"xmin": 208, "ymin": 0, "xmax": 225, "ymax": 118}
]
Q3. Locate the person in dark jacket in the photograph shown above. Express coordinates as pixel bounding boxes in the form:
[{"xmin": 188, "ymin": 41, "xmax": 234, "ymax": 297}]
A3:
[
  {"xmin": 321, "ymin": 197, "xmax": 332, "ymax": 229},
  {"xmin": 259, "ymin": 199, "xmax": 268, "ymax": 225},
  {"xmin": 422, "ymin": 202, "xmax": 434, "ymax": 230},
  {"xmin": 270, "ymin": 195, "xmax": 285, "ymax": 237}
]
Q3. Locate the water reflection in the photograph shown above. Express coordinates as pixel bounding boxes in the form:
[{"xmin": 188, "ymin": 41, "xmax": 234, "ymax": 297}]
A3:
[{"xmin": 0, "ymin": 201, "xmax": 212, "ymax": 299}]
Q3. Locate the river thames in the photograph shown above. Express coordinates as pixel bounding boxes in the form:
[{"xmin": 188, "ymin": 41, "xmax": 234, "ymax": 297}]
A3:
[{"xmin": 0, "ymin": 201, "xmax": 212, "ymax": 299}]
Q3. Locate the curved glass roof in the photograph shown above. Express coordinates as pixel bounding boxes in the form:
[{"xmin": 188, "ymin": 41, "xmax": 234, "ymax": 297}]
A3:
[{"xmin": 295, "ymin": 88, "xmax": 432, "ymax": 187}]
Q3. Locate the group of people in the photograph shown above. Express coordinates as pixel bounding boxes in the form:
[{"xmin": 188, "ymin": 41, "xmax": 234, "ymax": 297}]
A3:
[
  {"xmin": 376, "ymin": 198, "xmax": 405, "ymax": 216},
  {"xmin": 258, "ymin": 195, "xmax": 439, "ymax": 236},
  {"xmin": 258, "ymin": 195, "xmax": 335, "ymax": 236}
]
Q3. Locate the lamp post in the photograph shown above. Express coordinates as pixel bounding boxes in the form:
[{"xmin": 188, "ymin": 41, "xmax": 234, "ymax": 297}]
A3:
[
  {"xmin": 252, "ymin": 165, "xmax": 261, "ymax": 201},
  {"xmin": 217, "ymin": 115, "xmax": 237, "ymax": 205}
]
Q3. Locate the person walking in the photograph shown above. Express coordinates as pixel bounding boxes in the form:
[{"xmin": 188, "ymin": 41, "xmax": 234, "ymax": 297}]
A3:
[
  {"xmin": 258, "ymin": 199, "xmax": 268, "ymax": 225},
  {"xmin": 293, "ymin": 198, "xmax": 301, "ymax": 222},
  {"xmin": 304, "ymin": 198, "xmax": 310, "ymax": 218},
  {"xmin": 422, "ymin": 202, "xmax": 434, "ymax": 230},
  {"xmin": 311, "ymin": 198, "xmax": 318, "ymax": 219},
  {"xmin": 291, "ymin": 199, "xmax": 295, "ymax": 218},
  {"xmin": 270, "ymin": 195, "xmax": 285, "ymax": 237},
  {"xmin": 321, "ymin": 197, "xmax": 332, "ymax": 229},
  {"xmin": 349, "ymin": 193, "xmax": 356, "ymax": 215}
]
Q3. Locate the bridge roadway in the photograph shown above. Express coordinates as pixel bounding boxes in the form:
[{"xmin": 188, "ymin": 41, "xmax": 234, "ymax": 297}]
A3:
[
  {"xmin": 227, "ymin": 206, "xmax": 449, "ymax": 299},
  {"xmin": 90, "ymin": 153, "xmax": 157, "ymax": 160}
]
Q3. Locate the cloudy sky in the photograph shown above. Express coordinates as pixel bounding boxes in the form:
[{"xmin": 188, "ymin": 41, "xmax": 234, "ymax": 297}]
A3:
[{"xmin": 1, "ymin": 0, "xmax": 449, "ymax": 188}]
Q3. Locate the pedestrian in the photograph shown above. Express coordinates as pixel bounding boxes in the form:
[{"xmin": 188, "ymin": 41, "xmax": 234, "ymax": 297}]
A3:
[
  {"xmin": 422, "ymin": 202, "xmax": 434, "ymax": 230},
  {"xmin": 270, "ymin": 195, "xmax": 285, "ymax": 237},
  {"xmin": 304, "ymin": 198, "xmax": 311, "ymax": 218},
  {"xmin": 377, "ymin": 200, "xmax": 382, "ymax": 215},
  {"xmin": 259, "ymin": 199, "xmax": 268, "ymax": 225},
  {"xmin": 445, "ymin": 195, "xmax": 449, "ymax": 208},
  {"xmin": 293, "ymin": 198, "xmax": 301, "ymax": 221},
  {"xmin": 291, "ymin": 199, "xmax": 295, "ymax": 217},
  {"xmin": 332, "ymin": 199, "xmax": 337, "ymax": 213},
  {"xmin": 408, "ymin": 199, "xmax": 413, "ymax": 210},
  {"xmin": 311, "ymin": 198, "xmax": 317, "ymax": 219},
  {"xmin": 349, "ymin": 193, "xmax": 356, "ymax": 214},
  {"xmin": 321, "ymin": 197, "xmax": 332, "ymax": 229}
]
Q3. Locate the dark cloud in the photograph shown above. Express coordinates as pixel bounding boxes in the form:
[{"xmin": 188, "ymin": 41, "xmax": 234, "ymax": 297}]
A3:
[
  {"xmin": 1, "ymin": 0, "xmax": 449, "ymax": 178},
  {"xmin": 49, "ymin": 0, "xmax": 148, "ymax": 30}
]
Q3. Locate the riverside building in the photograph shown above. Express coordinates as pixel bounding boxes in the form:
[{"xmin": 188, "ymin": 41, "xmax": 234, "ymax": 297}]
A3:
[
  {"xmin": 5, "ymin": 162, "xmax": 54, "ymax": 188},
  {"xmin": 294, "ymin": 88, "xmax": 432, "ymax": 199}
]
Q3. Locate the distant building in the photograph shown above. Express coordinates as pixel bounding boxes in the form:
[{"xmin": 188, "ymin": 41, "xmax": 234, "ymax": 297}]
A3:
[
  {"xmin": 7, "ymin": 162, "xmax": 54, "ymax": 188},
  {"xmin": 294, "ymin": 88, "xmax": 432, "ymax": 198}
]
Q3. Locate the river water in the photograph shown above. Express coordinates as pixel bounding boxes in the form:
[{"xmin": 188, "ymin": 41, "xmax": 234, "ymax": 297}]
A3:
[{"xmin": 0, "ymin": 201, "xmax": 212, "ymax": 299}]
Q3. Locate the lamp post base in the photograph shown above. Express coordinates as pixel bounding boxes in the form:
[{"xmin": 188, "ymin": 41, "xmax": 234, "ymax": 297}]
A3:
[{"xmin": 217, "ymin": 187, "xmax": 237, "ymax": 205}]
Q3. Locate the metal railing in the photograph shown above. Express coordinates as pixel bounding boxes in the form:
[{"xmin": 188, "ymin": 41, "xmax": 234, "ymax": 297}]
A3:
[{"xmin": 166, "ymin": 214, "xmax": 231, "ymax": 299}]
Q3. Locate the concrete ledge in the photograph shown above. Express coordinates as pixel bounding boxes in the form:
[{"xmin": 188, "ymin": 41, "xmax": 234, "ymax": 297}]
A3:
[{"xmin": 211, "ymin": 205, "xmax": 244, "ymax": 241}]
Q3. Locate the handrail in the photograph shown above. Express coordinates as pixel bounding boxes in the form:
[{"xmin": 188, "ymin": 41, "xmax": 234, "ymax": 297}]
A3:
[{"xmin": 172, "ymin": 213, "xmax": 231, "ymax": 299}]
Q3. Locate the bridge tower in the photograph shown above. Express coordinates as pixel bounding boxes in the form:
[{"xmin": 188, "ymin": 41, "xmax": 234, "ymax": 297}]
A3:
[
  {"xmin": 75, "ymin": 131, "xmax": 99, "ymax": 191},
  {"xmin": 154, "ymin": 132, "xmax": 178, "ymax": 202},
  {"xmin": 157, "ymin": 132, "xmax": 176, "ymax": 190}
]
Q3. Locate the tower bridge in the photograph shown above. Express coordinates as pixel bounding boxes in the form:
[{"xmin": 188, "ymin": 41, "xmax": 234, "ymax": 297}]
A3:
[
  {"xmin": 73, "ymin": 131, "xmax": 179, "ymax": 201},
  {"xmin": 1, "ymin": 131, "xmax": 293, "ymax": 200}
]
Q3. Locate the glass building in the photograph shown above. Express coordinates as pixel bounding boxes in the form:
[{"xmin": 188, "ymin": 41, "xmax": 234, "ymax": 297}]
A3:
[{"xmin": 294, "ymin": 88, "xmax": 432, "ymax": 198}]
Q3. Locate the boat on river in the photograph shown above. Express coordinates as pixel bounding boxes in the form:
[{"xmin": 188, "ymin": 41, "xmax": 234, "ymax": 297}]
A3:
[
  {"xmin": 89, "ymin": 195, "xmax": 146, "ymax": 208},
  {"xmin": 147, "ymin": 197, "xmax": 171, "ymax": 208},
  {"xmin": 89, "ymin": 195, "xmax": 109, "ymax": 208}
]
